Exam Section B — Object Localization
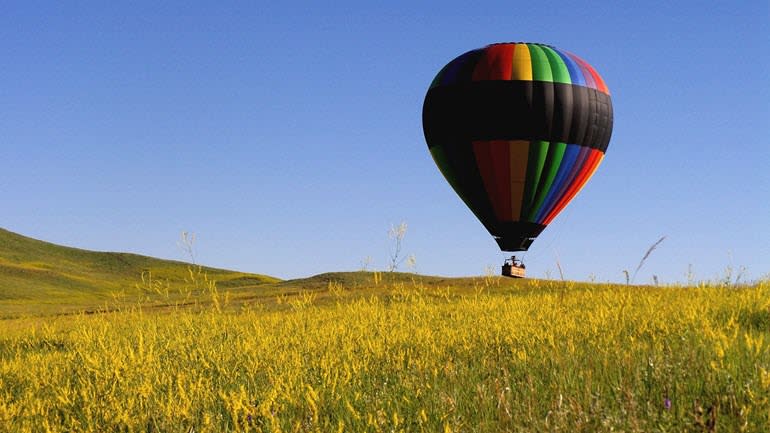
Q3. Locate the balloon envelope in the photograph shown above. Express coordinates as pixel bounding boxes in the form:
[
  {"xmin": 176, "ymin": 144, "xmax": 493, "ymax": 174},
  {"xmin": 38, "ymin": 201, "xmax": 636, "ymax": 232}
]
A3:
[{"xmin": 422, "ymin": 42, "xmax": 613, "ymax": 251}]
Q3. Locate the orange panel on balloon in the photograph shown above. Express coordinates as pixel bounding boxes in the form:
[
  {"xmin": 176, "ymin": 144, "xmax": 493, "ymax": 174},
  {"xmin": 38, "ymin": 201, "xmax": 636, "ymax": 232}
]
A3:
[{"xmin": 510, "ymin": 43, "xmax": 532, "ymax": 81}]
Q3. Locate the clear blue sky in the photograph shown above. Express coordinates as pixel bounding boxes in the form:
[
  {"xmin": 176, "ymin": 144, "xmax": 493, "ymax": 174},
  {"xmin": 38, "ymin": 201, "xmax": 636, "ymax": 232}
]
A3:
[{"xmin": 2, "ymin": 1, "xmax": 768, "ymax": 283}]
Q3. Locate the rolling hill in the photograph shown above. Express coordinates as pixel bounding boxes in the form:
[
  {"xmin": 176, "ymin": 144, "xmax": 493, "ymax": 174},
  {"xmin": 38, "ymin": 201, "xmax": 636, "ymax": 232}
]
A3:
[
  {"xmin": 0, "ymin": 227, "xmax": 546, "ymax": 318},
  {"xmin": 0, "ymin": 227, "xmax": 280, "ymax": 316}
]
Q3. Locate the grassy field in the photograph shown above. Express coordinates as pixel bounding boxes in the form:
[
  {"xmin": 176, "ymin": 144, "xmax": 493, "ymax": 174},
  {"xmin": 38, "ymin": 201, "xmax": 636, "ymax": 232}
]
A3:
[
  {"xmin": 1, "ymin": 229, "xmax": 768, "ymax": 431},
  {"xmin": 1, "ymin": 274, "xmax": 769, "ymax": 432}
]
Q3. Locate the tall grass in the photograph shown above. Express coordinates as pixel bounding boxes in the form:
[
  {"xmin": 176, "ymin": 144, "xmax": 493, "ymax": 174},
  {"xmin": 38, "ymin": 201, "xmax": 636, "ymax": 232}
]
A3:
[
  {"xmin": 631, "ymin": 236, "xmax": 666, "ymax": 283},
  {"xmin": 0, "ymin": 277, "xmax": 768, "ymax": 432}
]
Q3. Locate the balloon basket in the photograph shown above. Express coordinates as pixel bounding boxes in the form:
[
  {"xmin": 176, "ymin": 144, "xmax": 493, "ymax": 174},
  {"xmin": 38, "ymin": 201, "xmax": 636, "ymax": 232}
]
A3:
[{"xmin": 501, "ymin": 256, "xmax": 526, "ymax": 278}]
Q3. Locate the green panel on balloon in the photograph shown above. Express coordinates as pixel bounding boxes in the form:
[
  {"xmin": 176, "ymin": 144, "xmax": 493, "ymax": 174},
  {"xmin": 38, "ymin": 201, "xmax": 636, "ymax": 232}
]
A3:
[
  {"xmin": 522, "ymin": 140, "xmax": 548, "ymax": 215},
  {"xmin": 540, "ymin": 46, "xmax": 571, "ymax": 84},
  {"xmin": 526, "ymin": 141, "xmax": 566, "ymax": 221},
  {"xmin": 527, "ymin": 44, "xmax": 553, "ymax": 82}
]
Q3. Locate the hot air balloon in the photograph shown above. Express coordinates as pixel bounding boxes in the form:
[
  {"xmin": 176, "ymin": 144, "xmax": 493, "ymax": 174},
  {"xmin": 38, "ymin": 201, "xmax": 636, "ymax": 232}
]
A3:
[{"xmin": 422, "ymin": 42, "xmax": 613, "ymax": 277}]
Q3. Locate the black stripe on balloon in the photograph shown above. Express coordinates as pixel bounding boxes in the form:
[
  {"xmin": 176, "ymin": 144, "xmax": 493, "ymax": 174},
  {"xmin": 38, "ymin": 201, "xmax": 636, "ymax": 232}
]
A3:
[
  {"xmin": 494, "ymin": 221, "xmax": 547, "ymax": 252},
  {"xmin": 553, "ymin": 80, "xmax": 573, "ymax": 141},
  {"xmin": 598, "ymin": 97, "xmax": 613, "ymax": 153},
  {"xmin": 423, "ymin": 81, "xmax": 613, "ymax": 151},
  {"xmin": 570, "ymin": 84, "xmax": 589, "ymax": 148}
]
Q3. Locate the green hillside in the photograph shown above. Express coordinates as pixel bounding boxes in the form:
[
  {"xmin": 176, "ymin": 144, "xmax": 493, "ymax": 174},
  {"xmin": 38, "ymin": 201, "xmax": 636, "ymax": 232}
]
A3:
[{"xmin": 0, "ymin": 228, "xmax": 280, "ymax": 316}]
